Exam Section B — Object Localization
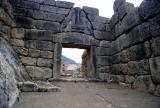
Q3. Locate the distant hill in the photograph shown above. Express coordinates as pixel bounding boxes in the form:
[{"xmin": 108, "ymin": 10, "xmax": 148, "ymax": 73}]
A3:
[{"xmin": 62, "ymin": 55, "xmax": 78, "ymax": 64}]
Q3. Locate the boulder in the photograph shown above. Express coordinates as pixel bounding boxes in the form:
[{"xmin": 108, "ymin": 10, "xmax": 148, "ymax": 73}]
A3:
[{"xmin": 149, "ymin": 57, "xmax": 160, "ymax": 84}]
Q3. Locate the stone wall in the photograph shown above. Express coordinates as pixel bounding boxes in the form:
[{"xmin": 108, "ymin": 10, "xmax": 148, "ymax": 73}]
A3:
[
  {"xmin": 100, "ymin": 0, "xmax": 160, "ymax": 96},
  {"xmin": 10, "ymin": 0, "xmax": 111, "ymax": 80}
]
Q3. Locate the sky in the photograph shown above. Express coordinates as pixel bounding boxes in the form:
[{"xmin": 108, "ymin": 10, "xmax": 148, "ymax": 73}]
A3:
[{"xmin": 61, "ymin": 0, "xmax": 143, "ymax": 63}]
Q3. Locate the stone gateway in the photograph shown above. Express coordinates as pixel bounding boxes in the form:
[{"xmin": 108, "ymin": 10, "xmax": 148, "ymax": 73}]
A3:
[{"xmin": 0, "ymin": 0, "xmax": 160, "ymax": 107}]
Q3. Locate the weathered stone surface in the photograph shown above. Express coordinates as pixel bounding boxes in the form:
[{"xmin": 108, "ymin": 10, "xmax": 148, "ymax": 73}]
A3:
[
  {"xmin": 10, "ymin": 39, "xmax": 24, "ymax": 47},
  {"xmin": 109, "ymin": 12, "xmax": 118, "ymax": 29},
  {"xmin": 128, "ymin": 42, "xmax": 150, "ymax": 61},
  {"xmin": 42, "ymin": 0, "xmax": 55, "ymax": 5},
  {"xmin": 12, "ymin": 0, "xmax": 40, "ymax": 10},
  {"xmin": 29, "ymin": 49, "xmax": 40, "ymax": 57},
  {"xmin": 36, "ymin": 20, "xmax": 60, "ymax": 33},
  {"xmin": 83, "ymin": 6, "xmax": 99, "ymax": 15},
  {"xmin": 61, "ymin": 8, "xmax": 93, "ymax": 36},
  {"xmin": 119, "ymin": 49, "xmax": 130, "ymax": 63},
  {"xmin": 152, "ymin": 37, "xmax": 160, "ymax": 56},
  {"xmin": 14, "ymin": 16, "xmax": 36, "ymax": 28},
  {"xmin": 133, "ymin": 75, "xmax": 155, "ymax": 93},
  {"xmin": 13, "ymin": 46, "xmax": 28, "ymax": 56},
  {"xmin": 18, "ymin": 81, "xmax": 38, "ymax": 92},
  {"xmin": 37, "ymin": 58, "xmax": 52, "ymax": 67},
  {"xmin": 99, "ymin": 41, "xmax": 111, "ymax": 48},
  {"xmin": 0, "ymin": 7, "xmax": 13, "ymax": 26},
  {"xmin": 154, "ymin": 85, "xmax": 160, "ymax": 96},
  {"xmin": 20, "ymin": 56, "xmax": 37, "ymax": 66},
  {"xmin": 26, "ymin": 40, "xmax": 53, "ymax": 51},
  {"xmin": 149, "ymin": 56, "xmax": 160, "ymax": 84},
  {"xmin": 97, "ymin": 56, "xmax": 111, "ymax": 67},
  {"xmin": 125, "ymin": 75, "xmax": 135, "ymax": 84},
  {"xmin": 94, "ymin": 30, "xmax": 111, "ymax": 41},
  {"xmin": 30, "ymin": 10, "xmax": 65, "ymax": 22},
  {"xmin": 128, "ymin": 23, "xmax": 150, "ymax": 46},
  {"xmin": 11, "ymin": 28, "xmax": 24, "ymax": 39},
  {"xmin": 99, "ymin": 73, "xmax": 109, "ymax": 81},
  {"xmin": 117, "ymin": 75, "xmax": 125, "ymax": 82},
  {"xmin": 54, "ymin": 32, "xmax": 99, "ymax": 46},
  {"xmin": 150, "ymin": 14, "xmax": 160, "ymax": 37},
  {"xmin": 92, "ymin": 22, "xmax": 106, "ymax": 31},
  {"xmin": 25, "ymin": 29, "xmax": 52, "ymax": 41},
  {"xmin": 88, "ymin": 16, "xmax": 109, "ymax": 24},
  {"xmin": 26, "ymin": 66, "xmax": 52, "ymax": 80},
  {"xmin": 123, "ymin": 8, "xmax": 141, "ymax": 31},
  {"xmin": 56, "ymin": 1, "xmax": 74, "ymax": 9},
  {"xmin": 128, "ymin": 59, "xmax": 150, "ymax": 75},
  {"xmin": 97, "ymin": 47, "xmax": 111, "ymax": 56},
  {"xmin": 41, "ymin": 51, "xmax": 53, "ymax": 59},
  {"xmin": 113, "ymin": 0, "xmax": 126, "ymax": 12},
  {"xmin": 138, "ymin": 0, "xmax": 160, "ymax": 20},
  {"xmin": 118, "ymin": 34, "xmax": 129, "ymax": 50},
  {"xmin": 97, "ymin": 66, "xmax": 110, "ymax": 73}
]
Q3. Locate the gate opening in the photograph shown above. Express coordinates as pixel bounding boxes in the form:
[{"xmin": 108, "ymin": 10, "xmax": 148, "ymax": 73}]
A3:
[{"xmin": 60, "ymin": 46, "xmax": 91, "ymax": 80}]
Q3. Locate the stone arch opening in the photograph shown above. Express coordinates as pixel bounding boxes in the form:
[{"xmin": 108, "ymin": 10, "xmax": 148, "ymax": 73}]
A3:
[{"xmin": 53, "ymin": 32, "xmax": 98, "ymax": 79}]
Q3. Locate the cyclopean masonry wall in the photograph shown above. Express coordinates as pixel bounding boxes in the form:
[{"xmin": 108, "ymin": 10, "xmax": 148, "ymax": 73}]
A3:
[
  {"xmin": 104, "ymin": 0, "xmax": 160, "ymax": 96},
  {"xmin": 0, "ymin": 2, "xmax": 160, "ymax": 108}
]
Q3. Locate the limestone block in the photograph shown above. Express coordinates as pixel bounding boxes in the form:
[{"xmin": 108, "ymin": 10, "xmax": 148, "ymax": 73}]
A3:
[
  {"xmin": 41, "ymin": 51, "xmax": 53, "ymax": 59},
  {"xmin": 37, "ymin": 58, "xmax": 53, "ymax": 67},
  {"xmin": 99, "ymin": 41, "xmax": 111, "ymax": 48},
  {"xmin": 97, "ymin": 47, "xmax": 111, "ymax": 56},
  {"xmin": 99, "ymin": 73, "xmax": 109, "ymax": 81},
  {"xmin": 36, "ymin": 20, "xmax": 60, "ymax": 33},
  {"xmin": 119, "ymin": 49, "xmax": 130, "ymax": 63},
  {"xmin": 128, "ymin": 23, "xmax": 150, "ymax": 46},
  {"xmin": 26, "ymin": 40, "xmax": 53, "ymax": 51},
  {"xmin": 26, "ymin": 66, "xmax": 52, "ymax": 80},
  {"xmin": 18, "ymin": 81, "xmax": 38, "ymax": 92},
  {"xmin": 149, "ymin": 56, "xmax": 160, "ymax": 84},
  {"xmin": 56, "ymin": 7, "xmax": 70, "ymax": 15},
  {"xmin": 11, "ymin": 28, "xmax": 24, "ymax": 39},
  {"xmin": 112, "ymin": 53, "xmax": 121, "ymax": 64},
  {"xmin": 56, "ymin": 1, "xmax": 74, "ymax": 9},
  {"xmin": 117, "ymin": 75, "xmax": 125, "ymax": 82},
  {"xmin": 12, "ymin": 0, "xmax": 40, "ymax": 10},
  {"xmin": 123, "ymin": 8, "xmax": 141, "ymax": 32},
  {"xmin": 152, "ymin": 37, "xmax": 160, "ymax": 56},
  {"xmin": 133, "ymin": 75, "xmax": 155, "ymax": 94},
  {"xmin": 128, "ymin": 59, "xmax": 150, "ymax": 75},
  {"xmin": 13, "ymin": 46, "xmax": 28, "ymax": 56},
  {"xmin": 20, "ymin": 56, "xmax": 37, "ymax": 66},
  {"xmin": 150, "ymin": 14, "xmax": 160, "ymax": 37},
  {"xmin": 125, "ymin": 75, "xmax": 135, "ymax": 84},
  {"xmin": 118, "ymin": 2, "xmax": 134, "ymax": 21},
  {"xmin": 0, "ymin": 8, "xmax": 13, "ymax": 26},
  {"xmin": 128, "ymin": 42, "xmax": 150, "ymax": 61},
  {"xmin": 97, "ymin": 56, "xmax": 111, "ymax": 67},
  {"xmin": 29, "ymin": 49, "xmax": 40, "ymax": 58},
  {"xmin": 92, "ymin": 22, "xmax": 106, "ymax": 31},
  {"xmin": 94, "ymin": 30, "xmax": 111, "ymax": 41},
  {"xmin": 14, "ymin": 16, "xmax": 36, "ymax": 28},
  {"xmin": 40, "ymin": 5, "xmax": 57, "ymax": 13},
  {"xmin": 97, "ymin": 66, "xmax": 110, "ymax": 73},
  {"xmin": 10, "ymin": 39, "xmax": 24, "ymax": 47},
  {"xmin": 31, "ymin": 10, "xmax": 65, "ymax": 22},
  {"xmin": 111, "ymin": 64, "xmax": 123, "ymax": 75},
  {"xmin": 118, "ymin": 34, "xmax": 129, "ymax": 50},
  {"xmin": 113, "ymin": 0, "xmax": 126, "ymax": 12},
  {"xmin": 25, "ymin": 29, "xmax": 52, "ymax": 41},
  {"xmin": 154, "ymin": 85, "xmax": 160, "ymax": 96},
  {"xmin": 138, "ymin": 0, "xmax": 160, "ymax": 20},
  {"xmin": 83, "ymin": 6, "xmax": 99, "ymax": 15},
  {"xmin": 88, "ymin": 16, "xmax": 109, "ymax": 24},
  {"xmin": 109, "ymin": 12, "xmax": 118, "ymax": 29},
  {"xmin": 42, "ymin": 0, "xmax": 55, "ymax": 5}
]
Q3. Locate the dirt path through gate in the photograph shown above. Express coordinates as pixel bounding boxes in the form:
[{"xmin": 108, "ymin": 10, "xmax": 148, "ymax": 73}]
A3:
[{"xmin": 12, "ymin": 82, "xmax": 160, "ymax": 108}]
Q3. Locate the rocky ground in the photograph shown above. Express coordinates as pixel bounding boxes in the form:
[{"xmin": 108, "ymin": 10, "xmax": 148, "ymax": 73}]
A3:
[{"xmin": 12, "ymin": 82, "xmax": 160, "ymax": 108}]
